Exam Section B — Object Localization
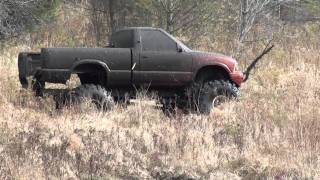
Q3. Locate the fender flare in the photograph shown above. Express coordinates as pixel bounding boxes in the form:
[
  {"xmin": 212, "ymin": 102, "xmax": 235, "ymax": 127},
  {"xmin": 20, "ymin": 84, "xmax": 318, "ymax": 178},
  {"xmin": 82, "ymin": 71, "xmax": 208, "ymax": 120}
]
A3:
[
  {"xmin": 193, "ymin": 63, "xmax": 232, "ymax": 81},
  {"xmin": 70, "ymin": 59, "xmax": 111, "ymax": 73}
]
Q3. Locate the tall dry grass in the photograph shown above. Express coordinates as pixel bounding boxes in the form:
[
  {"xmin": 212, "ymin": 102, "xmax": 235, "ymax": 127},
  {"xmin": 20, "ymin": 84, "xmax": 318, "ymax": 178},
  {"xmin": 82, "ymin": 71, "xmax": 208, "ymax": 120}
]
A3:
[{"xmin": 1, "ymin": 21, "xmax": 320, "ymax": 179}]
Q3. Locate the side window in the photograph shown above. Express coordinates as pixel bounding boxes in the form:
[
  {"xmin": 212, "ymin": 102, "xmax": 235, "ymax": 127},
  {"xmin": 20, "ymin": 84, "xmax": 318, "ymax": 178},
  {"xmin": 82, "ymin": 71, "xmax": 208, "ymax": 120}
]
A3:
[
  {"xmin": 111, "ymin": 30, "xmax": 134, "ymax": 48},
  {"xmin": 141, "ymin": 30, "xmax": 177, "ymax": 51}
]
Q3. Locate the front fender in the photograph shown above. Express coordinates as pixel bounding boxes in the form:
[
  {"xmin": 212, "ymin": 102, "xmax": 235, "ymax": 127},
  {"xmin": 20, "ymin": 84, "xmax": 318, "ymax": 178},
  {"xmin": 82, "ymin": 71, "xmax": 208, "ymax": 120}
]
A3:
[{"xmin": 193, "ymin": 63, "xmax": 232, "ymax": 80}]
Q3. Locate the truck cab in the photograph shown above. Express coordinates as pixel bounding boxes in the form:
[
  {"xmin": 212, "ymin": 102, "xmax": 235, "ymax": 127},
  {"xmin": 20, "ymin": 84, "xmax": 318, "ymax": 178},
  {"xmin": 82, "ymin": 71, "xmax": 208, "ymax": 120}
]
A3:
[{"xmin": 109, "ymin": 27, "xmax": 193, "ymax": 87}]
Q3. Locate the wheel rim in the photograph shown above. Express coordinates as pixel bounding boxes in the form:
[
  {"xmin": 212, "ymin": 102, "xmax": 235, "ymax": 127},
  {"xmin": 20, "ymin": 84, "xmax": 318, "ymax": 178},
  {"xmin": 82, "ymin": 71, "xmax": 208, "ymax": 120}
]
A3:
[{"xmin": 212, "ymin": 95, "xmax": 228, "ymax": 108}]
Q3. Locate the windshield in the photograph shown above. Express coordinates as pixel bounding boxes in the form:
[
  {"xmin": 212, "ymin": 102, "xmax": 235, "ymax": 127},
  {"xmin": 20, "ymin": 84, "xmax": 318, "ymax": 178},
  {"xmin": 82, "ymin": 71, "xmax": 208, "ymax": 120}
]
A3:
[
  {"xmin": 176, "ymin": 38, "xmax": 191, "ymax": 52},
  {"xmin": 161, "ymin": 30, "xmax": 191, "ymax": 52}
]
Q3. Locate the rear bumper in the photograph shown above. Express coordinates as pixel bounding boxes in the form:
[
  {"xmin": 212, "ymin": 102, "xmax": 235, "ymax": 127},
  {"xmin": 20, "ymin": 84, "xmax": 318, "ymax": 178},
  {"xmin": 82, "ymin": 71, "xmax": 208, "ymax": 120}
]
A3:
[
  {"xmin": 230, "ymin": 71, "xmax": 244, "ymax": 87},
  {"xmin": 19, "ymin": 68, "xmax": 70, "ymax": 88},
  {"xmin": 18, "ymin": 52, "xmax": 70, "ymax": 88},
  {"xmin": 18, "ymin": 52, "xmax": 41, "ymax": 88}
]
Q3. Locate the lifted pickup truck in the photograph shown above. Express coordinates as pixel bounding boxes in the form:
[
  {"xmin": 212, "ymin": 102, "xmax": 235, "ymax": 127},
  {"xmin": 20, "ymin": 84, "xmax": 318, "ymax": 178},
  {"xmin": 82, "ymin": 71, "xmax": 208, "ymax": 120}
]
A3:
[{"xmin": 18, "ymin": 27, "xmax": 244, "ymax": 114}]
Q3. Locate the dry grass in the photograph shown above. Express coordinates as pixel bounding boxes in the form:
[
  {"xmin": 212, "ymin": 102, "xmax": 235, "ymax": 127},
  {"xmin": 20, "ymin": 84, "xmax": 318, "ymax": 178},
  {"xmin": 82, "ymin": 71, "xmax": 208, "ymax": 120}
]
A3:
[{"xmin": 0, "ymin": 42, "xmax": 320, "ymax": 180}]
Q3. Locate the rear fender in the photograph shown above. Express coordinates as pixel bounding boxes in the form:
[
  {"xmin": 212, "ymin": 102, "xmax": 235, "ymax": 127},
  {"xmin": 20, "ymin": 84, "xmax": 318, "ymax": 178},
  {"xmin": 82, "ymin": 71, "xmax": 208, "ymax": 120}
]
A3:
[{"xmin": 71, "ymin": 59, "xmax": 111, "ymax": 73}]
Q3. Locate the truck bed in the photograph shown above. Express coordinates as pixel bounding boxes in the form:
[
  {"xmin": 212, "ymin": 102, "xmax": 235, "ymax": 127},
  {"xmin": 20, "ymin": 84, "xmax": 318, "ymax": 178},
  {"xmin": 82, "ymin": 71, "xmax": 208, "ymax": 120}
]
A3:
[{"xmin": 18, "ymin": 47, "xmax": 132, "ymax": 87}]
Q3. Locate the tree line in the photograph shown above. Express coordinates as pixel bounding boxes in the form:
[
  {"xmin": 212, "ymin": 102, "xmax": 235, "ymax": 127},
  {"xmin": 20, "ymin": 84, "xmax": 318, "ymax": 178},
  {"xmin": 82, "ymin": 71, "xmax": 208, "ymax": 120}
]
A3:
[{"xmin": 1, "ymin": 0, "xmax": 319, "ymax": 45}]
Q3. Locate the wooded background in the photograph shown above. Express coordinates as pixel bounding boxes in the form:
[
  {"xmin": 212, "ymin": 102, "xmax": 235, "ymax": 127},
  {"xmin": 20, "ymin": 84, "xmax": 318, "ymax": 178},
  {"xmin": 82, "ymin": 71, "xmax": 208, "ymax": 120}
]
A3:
[
  {"xmin": 1, "ymin": 2, "xmax": 320, "ymax": 179},
  {"xmin": 1, "ymin": 0, "xmax": 319, "ymax": 56}
]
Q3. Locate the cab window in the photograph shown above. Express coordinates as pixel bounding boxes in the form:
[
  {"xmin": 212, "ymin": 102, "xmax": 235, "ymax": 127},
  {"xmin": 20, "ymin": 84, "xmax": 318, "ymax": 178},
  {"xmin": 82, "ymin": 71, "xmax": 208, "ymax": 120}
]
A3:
[
  {"xmin": 111, "ymin": 30, "xmax": 134, "ymax": 48},
  {"xmin": 141, "ymin": 30, "xmax": 177, "ymax": 51}
]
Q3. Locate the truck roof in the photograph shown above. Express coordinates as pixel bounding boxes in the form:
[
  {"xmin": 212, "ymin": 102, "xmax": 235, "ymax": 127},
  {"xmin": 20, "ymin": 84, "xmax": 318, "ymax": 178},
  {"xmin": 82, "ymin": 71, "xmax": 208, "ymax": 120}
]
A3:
[{"xmin": 116, "ymin": 27, "xmax": 161, "ymax": 32}]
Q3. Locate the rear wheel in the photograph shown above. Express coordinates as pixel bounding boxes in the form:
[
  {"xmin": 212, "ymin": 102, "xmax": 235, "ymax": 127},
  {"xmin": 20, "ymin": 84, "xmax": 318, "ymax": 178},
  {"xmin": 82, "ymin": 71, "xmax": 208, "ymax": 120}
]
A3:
[{"xmin": 56, "ymin": 84, "xmax": 115, "ymax": 111}]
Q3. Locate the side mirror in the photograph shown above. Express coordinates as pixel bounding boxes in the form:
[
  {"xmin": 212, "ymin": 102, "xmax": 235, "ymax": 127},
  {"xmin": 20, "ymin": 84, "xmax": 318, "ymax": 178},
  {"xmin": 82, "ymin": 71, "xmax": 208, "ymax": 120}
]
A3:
[{"xmin": 177, "ymin": 44, "xmax": 183, "ymax": 53}]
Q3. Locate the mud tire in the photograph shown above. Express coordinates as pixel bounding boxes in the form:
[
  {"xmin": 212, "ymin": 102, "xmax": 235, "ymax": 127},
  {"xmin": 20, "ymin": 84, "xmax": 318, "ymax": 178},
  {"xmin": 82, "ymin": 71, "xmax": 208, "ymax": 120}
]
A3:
[
  {"xmin": 185, "ymin": 80, "xmax": 239, "ymax": 114},
  {"xmin": 56, "ymin": 84, "xmax": 115, "ymax": 111}
]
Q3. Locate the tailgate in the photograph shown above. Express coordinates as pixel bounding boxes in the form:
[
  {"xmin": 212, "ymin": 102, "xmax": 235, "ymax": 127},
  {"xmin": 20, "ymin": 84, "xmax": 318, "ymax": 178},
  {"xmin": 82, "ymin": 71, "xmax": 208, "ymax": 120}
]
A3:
[{"xmin": 18, "ymin": 52, "xmax": 42, "ymax": 88}]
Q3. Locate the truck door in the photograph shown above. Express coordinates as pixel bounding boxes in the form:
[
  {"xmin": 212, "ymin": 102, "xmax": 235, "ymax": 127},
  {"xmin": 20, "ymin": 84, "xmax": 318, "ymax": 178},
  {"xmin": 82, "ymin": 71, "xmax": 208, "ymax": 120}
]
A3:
[
  {"xmin": 135, "ymin": 29, "xmax": 193, "ymax": 87},
  {"xmin": 107, "ymin": 29, "xmax": 134, "ymax": 87}
]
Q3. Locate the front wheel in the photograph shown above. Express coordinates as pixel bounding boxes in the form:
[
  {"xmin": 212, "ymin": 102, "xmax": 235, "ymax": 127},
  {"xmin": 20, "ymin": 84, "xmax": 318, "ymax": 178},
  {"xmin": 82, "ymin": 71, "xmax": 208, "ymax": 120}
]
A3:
[{"xmin": 187, "ymin": 80, "xmax": 239, "ymax": 114}]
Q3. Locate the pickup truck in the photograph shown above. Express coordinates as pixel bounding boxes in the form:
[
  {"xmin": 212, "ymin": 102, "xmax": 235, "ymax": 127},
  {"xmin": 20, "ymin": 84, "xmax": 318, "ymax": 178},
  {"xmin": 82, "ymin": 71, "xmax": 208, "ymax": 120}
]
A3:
[{"xmin": 18, "ymin": 27, "xmax": 244, "ymax": 114}]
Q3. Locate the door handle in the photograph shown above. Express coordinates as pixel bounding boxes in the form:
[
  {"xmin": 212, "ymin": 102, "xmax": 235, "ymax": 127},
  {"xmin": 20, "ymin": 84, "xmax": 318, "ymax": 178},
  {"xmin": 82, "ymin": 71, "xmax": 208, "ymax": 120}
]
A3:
[
  {"xmin": 131, "ymin": 63, "xmax": 137, "ymax": 70},
  {"xmin": 142, "ymin": 55, "xmax": 148, "ymax": 59}
]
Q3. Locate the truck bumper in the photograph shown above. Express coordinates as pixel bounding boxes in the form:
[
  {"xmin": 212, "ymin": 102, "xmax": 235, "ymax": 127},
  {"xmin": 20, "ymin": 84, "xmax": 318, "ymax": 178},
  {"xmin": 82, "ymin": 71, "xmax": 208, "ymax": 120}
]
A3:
[
  {"xmin": 230, "ymin": 71, "xmax": 244, "ymax": 87},
  {"xmin": 18, "ymin": 52, "xmax": 70, "ymax": 88},
  {"xmin": 18, "ymin": 52, "xmax": 41, "ymax": 88}
]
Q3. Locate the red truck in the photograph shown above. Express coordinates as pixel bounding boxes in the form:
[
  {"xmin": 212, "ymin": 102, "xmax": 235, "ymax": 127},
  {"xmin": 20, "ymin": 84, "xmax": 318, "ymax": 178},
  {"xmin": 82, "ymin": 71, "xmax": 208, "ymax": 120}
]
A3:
[{"xmin": 18, "ymin": 27, "xmax": 245, "ymax": 114}]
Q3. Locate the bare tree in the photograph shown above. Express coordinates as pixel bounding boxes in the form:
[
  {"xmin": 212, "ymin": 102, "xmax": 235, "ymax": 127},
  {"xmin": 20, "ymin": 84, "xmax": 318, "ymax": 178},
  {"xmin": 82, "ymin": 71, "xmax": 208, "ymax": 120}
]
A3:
[
  {"xmin": 0, "ymin": 0, "xmax": 38, "ymax": 39},
  {"xmin": 239, "ymin": 0, "xmax": 282, "ymax": 43},
  {"xmin": 89, "ymin": 0, "xmax": 103, "ymax": 45},
  {"xmin": 158, "ymin": 0, "xmax": 176, "ymax": 33},
  {"xmin": 152, "ymin": 0, "xmax": 216, "ymax": 35},
  {"xmin": 280, "ymin": 0, "xmax": 320, "ymax": 22},
  {"xmin": 108, "ymin": 0, "xmax": 116, "ymax": 34},
  {"xmin": 0, "ymin": 0, "xmax": 59, "ymax": 40}
]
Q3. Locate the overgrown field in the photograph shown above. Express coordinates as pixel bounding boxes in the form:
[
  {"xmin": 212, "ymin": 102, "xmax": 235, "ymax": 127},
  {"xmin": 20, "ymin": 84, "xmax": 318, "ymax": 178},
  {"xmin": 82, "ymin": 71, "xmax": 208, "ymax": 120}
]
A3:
[{"xmin": 0, "ymin": 43, "xmax": 319, "ymax": 179}]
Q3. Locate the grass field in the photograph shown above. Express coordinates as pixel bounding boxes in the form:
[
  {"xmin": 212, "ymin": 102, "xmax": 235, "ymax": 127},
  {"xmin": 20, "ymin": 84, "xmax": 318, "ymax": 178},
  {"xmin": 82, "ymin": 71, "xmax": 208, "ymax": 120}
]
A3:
[{"xmin": 0, "ymin": 43, "xmax": 319, "ymax": 179}]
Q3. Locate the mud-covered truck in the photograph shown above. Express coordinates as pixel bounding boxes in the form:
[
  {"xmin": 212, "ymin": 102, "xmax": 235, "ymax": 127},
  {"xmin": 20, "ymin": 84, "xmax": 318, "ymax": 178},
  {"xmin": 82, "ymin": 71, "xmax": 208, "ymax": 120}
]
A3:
[{"xmin": 18, "ymin": 27, "xmax": 244, "ymax": 114}]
